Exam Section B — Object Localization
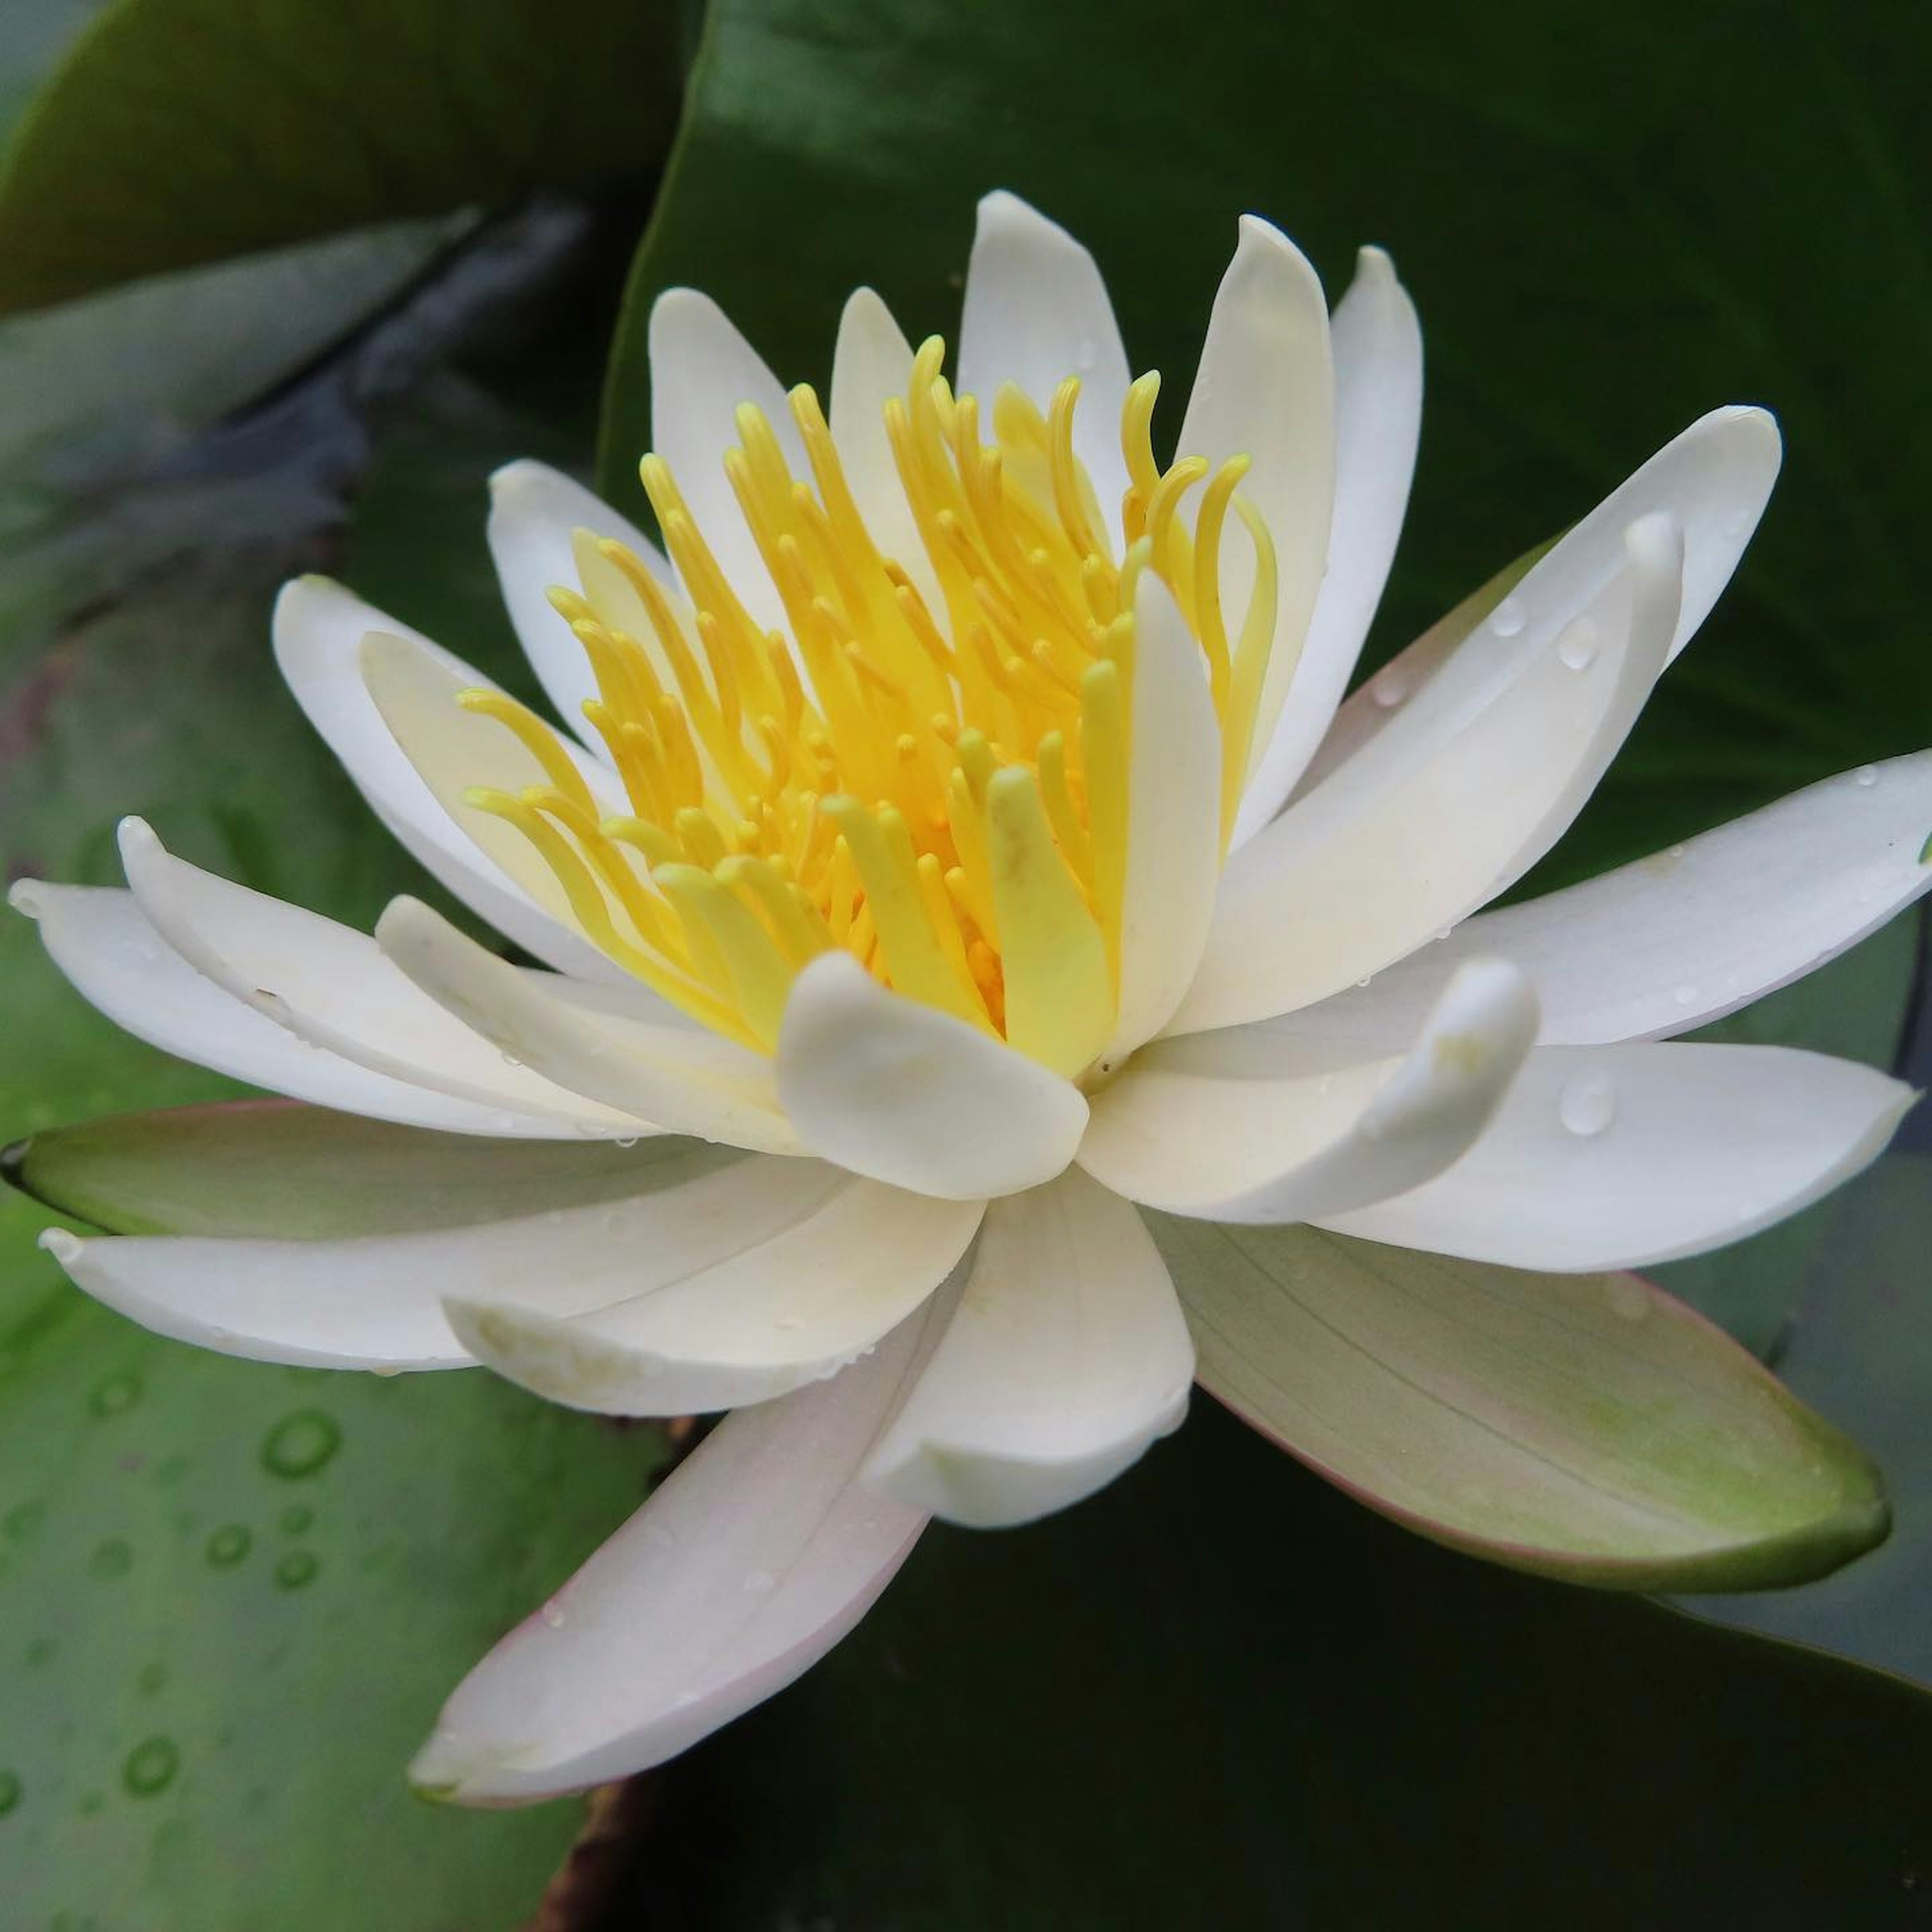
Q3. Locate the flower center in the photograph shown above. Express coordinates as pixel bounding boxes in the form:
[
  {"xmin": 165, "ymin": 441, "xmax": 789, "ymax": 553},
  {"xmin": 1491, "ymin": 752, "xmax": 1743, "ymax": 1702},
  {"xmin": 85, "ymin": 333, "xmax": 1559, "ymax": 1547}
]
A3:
[{"xmin": 460, "ymin": 337, "xmax": 1277, "ymax": 1075}]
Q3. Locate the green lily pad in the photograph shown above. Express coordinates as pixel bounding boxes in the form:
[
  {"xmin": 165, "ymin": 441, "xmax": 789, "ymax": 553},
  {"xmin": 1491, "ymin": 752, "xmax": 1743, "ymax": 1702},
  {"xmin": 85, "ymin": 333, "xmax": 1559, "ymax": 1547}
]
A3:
[{"xmin": 0, "ymin": 0, "xmax": 680, "ymax": 316}]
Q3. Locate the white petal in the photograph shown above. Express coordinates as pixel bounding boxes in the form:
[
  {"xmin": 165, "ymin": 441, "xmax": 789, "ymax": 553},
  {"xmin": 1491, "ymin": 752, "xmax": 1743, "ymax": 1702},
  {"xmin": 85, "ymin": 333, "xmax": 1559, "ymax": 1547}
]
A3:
[
  {"xmin": 37, "ymin": 1225, "xmax": 476, "ymax": 1370},
  {"xmin": 1080, "ymin": 958, "xmax": 1536, "ymax": 1220},
  {"xmin": 775, "ymin": 952, "xmax": 1088, "ymax": 1199},
  {"xmin": 865, "ymin": 1159, "xmax": 1190, "ymax": 1522},
  {"xmin": 863, "ymin": 1166, "xmax": 1192, "ymax": 1526},
  {"xmin": 1171, "ymin": 514, "xmax": 1686, "ymax": 1033},
  {"xmin": 1177, "ymin": 215, "xmax": 1335, "ymax": 783},
  {"xmin": 1109, "ymin": 573, "xmax": 1223, "ymax": 1056},
  {"xmin": 447, "ymin": 1169, "xmax": 984, "ymax": 1415},
  {"xmin": 117, "ymin": 820, "xmax": 644, "ymax": 1137},
  {"xmin": 410, "ymin": 1290, "xmax": 949, "ymax": 1802},
  {"xmin": 9, "ymin": 881, "xmax": 545, "ymax": 1135},
  {"xmin": 649, "ymin": 287, "xmax": 805, "ymax": 633},
  {"xmin": 376, "ymin": 897, "xmax": 800, "ymax": 1153},
  {"xmin": 1296, "ymin": 404, "xmax": 1782, "ymax": 800},
  {"xmin": 829, "ymin": 287, "xmax": 945, "ymax": 617},
  {"xmin": 1231, "ymin": 246, "xmax": 1421, "ymax": 845},
  {"xmin": 957, "ymin": 190, "xmax": 1132, "ymax": 552},
  {"xmin": 1265, "ymin": 750, "xmax": 1932, "ymax": 1050},
  {"xmin": 272, "ymin": 575, "xmax": 621, "ymax": 982},
  {"xmin": 485, "ymin": 459, "xmax": 675, "ymax": 748},
  {"xmin": 1320, "ymin": 1043, "xmax": 1915, "ymax": 1270}
]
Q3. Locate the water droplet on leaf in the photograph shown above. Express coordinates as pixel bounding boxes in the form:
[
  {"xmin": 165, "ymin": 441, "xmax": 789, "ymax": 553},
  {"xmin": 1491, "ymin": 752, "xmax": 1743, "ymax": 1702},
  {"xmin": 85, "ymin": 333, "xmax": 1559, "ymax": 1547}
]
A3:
[
  {"xmin": 121, "ymin": 1737, "xmax": 178, "ymax": 1798},
  {"xmin": 261, "ymin": 1409, "xmax": 342, "ymax": 1480},
  {"xmin": 205, "ymin": 1524, "xmax": 252, "ymax": 1569},
  {"xmin": 0, "ymin": 1770, "xmax": 20, "ymax": 1817},
  {"xmin": 89, "ymin": 1539, "xmax": 133, "ymax": 1581},
  {"xmin": 87, "ymin": 1372, "xmax": 142, "ymax": 1418},
  {"xmin": 278, "ymin": 1505, "xmax": 314, "ymax": 1536},
  {"xmin": 274, "ymin": 1551, "xmax": 320, "ymax": 1591}
]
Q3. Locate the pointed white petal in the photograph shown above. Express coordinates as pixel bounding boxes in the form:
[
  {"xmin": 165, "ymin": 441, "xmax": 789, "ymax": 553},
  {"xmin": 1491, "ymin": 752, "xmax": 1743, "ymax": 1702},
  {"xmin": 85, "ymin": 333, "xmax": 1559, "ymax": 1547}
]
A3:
[
  {"xmin": 829, "ymin": 287, "xmax": 945, "ymax": 617},
  {"xmin": 1296, "ymin": 404, "xmax": 1782, "ymax": 799},
  {"xmin": 448, "ymin": 1169, "xmax": 983, "ymax": 1415},
  {"xmin": 1266, "ymin": 750, "xmax": 1932, "ymax": 1050},
  {"xmin": 1171, "ymin": 515, "xmax": 1685, "ymax": 1033},
  {"xmin": 117, "ymin": 820, "xmax": 644, "ymax": 1137},
  {"xmin": 1080, "ymin": 958, "xmax": 1536, "ymax": 1220},
  {"xmin": 775, "ymin": 952, "xmax": 1087, "ymax": 1199},
  {"xmin": 1109, "ymin": 573, "xmax": 1222, "ymax": 1057},
  {"xmin": 485, "ymin": 458, "xmax": 675, "ymax": 748},
  {"xmin": 272, "ymin": 575, "xmax": 620, "ymax": 982},
  {"xmin": 864, "ymin": 1166, "xmax": 1192, "ymax": 1526},
  {"xmin": 649, "ymin": 288, "xmax": 804, "ymax": 632},
  {"xmin": 9, "ymin": 881, "xmax": 544, "ymax": 1134},
  {"xmin": 957, "ymin": 190, "xmax": 1132, "ymax": 551},
  {"xmin": 1178, "ymin": 215, "xmax": 1335, "ymax": 782},
  {"xmin": 410, "ymin": 1290, "xmax": 950, "ymax": 1802},
  {"xmin": 1232, "ymin": 246, "xmax": 1421, "ymax": 844},
  {"xmin": 1320, "ymin": 1043, "xmax": 1915, "ymax": 1270},
  {"xmin": 376, "ymin": 897, "xmax": 799, "ymax": 1153}
]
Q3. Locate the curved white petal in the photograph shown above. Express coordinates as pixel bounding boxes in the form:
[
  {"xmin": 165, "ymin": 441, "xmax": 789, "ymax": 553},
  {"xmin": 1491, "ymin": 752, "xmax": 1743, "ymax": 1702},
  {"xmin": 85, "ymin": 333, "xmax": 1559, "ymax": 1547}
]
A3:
[
  {"xmin": 863, "ymin": 1166, "xmax": 1192, "ymax": 1527},
  {"xmin": 1177, "ymin": 215, "xmax": 1335, "ymax": 783},
  {"xmin": 649, "ymin": 287, "xmax": 805, "ymax": 633},
  {"xmin": 1265, "ymin": 750, "xmax": 1932, "ymax": 1050},
  {"xmin": 1171, "ymin": 514, "xmax": 1686, "ymax": 1033},
  {"xmin": 376, "ymin": 897, "xmax": 799, "ymax": 1154},
  {"xmin": 1109, "ymin": 573, "xmax": 1223, "ymax": 1057},
  {"xmin": 410, "ymin": 1289, "xmax": 951, "ymax": 1803},
  {"xmin": 9, "ymin": 881, "xmax": 550, "ymax": 1135},
  {"xmin": 1080, "ymin": 958, "xmax": 1536, "ymax": 1221},
  {"xmin": 448, "ymin": 1170, "xmax": 984, "ymax": 1415},
  {"xmin": 117, "ymin": 820, "xmax": 644, "ymax": 1137},
  {"xmin": 485, "ymin": 458, "xmax": 675, "ymax": 748},
  {"xmin": 272, "ymin": 574, "xmax": 620, "ymax": 982},
  {"xmin": 1297, "ymin": 404, "xmax": 1782, "ymax": 800},
  {"xmin": 37, "ymin": 1225, "xmax": 476, "ymax": 1370},
  {"xmin": 1232, "ymin": 245, "xmax": 1422, "ymax": 845},
  {"xmin": 775, "ymin": 952, "xmax": 1088, "ymax": 1200},
  {"xmin": 956, "ymin": 190, "xmax": 1132, "ymax": 552},
  {"xmin": 1320, "ymin": 1043, "xmax": 1915, "ymax": 1271},
  {"xmin": 358, "ymin": 627, "xmax": 634, "ymax": 950},
  {"xmin": 829, "ymin": 287, "xmax": 945, "ymax": 617}
]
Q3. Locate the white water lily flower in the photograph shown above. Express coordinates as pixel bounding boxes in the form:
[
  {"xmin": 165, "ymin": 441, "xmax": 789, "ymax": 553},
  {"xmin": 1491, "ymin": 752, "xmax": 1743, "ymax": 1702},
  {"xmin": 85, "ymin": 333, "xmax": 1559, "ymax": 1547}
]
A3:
[{"xmin": 14, "ymin": 190, "xmax": 1931, "ymax": 1804}]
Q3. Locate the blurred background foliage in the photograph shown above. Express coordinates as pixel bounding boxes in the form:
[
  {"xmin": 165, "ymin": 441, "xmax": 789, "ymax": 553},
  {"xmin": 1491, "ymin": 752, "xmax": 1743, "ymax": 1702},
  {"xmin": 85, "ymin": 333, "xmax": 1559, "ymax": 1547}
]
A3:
[{"xmin": 0, "ymin": 0, "xmax": 1927, "ymax": 1925}]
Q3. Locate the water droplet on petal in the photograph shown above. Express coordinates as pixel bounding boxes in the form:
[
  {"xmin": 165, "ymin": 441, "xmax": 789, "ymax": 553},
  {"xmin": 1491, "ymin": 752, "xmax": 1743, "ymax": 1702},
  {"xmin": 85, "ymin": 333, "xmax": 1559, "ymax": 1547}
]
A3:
[
  {"xmin": 1369, "ymin": 665, "xmax": 1408, "ymax": 708},
  {"xmin": 642, "ymin": 1523, "xmax": 677, "ymax": 1551},
  {"xmin": 743, "ymin": 1568, "xmax": 777, "ymax": 1595},
  {"xmin": 614, "ymin": 1135, "xmax": 641, "ymax": 1151},
  {"xmin": 500, "ymin": 1051, "xmax": 523, "ymax": 1068},
  {"xmin": 261, "ymin": 1409, "xmax": 342, "ymax": 1480},
  {"xmin": 1557, "ymin": 1067, "xmax": 1618, "ymax": 1137},
  {"xmin": 1672, "ymin": 983, "xmax": 1699, "ymax": 1008},
  {"xmin": 1488, "ymin": 596, "xmax": 1526, "ymax": 638},
  {"xmin": 121, "ymin": 1737, "xmax": 179, "ymax": 1798},
  {"xmin": 538, "ymin": 1597, "xmax": 568, "ymax": 1628},
  {"xmin": 775, "ymin": 1315, "xmax": 804, "ymax": 1332},
  {"xmin": 1554, "ymin": 617, "xmax": 1599, "ymax": 671},
  {"xmin": 1075, "ymin": 339, "xmax": 1098, "ymax": 372},
  {"xmin": 1853, "ymin": 764, "xmax": 1879, "ymax": 787}
]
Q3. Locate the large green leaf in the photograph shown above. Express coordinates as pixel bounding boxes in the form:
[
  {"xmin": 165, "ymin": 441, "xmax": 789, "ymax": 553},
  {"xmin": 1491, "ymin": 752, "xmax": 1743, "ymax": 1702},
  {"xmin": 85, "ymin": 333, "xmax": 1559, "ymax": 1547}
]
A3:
[
  {"xmin": 0, "ymin": 0, "xmax": 680, "ymax": 316},
  {"xmin": 1162, "ymin": 1216, "xmax": 1887, "ymax": 1591},
  {"xmin": 640, "ymin": 1399, "xmax": 1932, "ymax": 1930},
  {"xmin": 597, "ymin": 0, "xmax": 1931, "ymax": 888}
]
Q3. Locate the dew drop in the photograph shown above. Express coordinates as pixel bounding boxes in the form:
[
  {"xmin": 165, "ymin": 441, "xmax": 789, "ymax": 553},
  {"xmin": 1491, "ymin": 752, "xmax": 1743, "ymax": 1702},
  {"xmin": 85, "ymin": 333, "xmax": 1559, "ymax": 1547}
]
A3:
[
  {"xmin": 253, "ymin": 990, "xmax": 293, "ymax": 1027},
  {"xmin": 0, "ymin": 1769, "xmax": 19, "ymax": 1817},
  {"xmin": 1557, "ymin": 1068, "xmax": 1618, "ymax": 1138},
  {"xmin": 121, "ymin": 1737, "xmax": 179, "ymax": 1798},
  {"xmin": 1554, "ymin": 616, "xmax": 1599, "ymax": 671},
  {"xmin": 1853, "ymin": 764, "xmax": 1879, "ymax": 787},
  {"xmin": 1604, "ymin": 1275, "xmax": 1649, "ymax": 1321},
  {"xmin": 743, "ymin": 1568, "xmax": 777, "ymax": 1595},
  {"xmin": 500, "ymin": 1051, "xmax": 524, "ymax": 1069},
  {"xmin": 136, "ymin": 1660, "xmax": 169, "ymax": 1694},
  {"xmin": 614, "ymin": 1136, "xmax": 641, "ymax": 1151},
  {"xmin": 4, "ymin": 1499, "xmax": 45, "ymax": 1543},
  {"xmin": 1075, "ymin": 338, "xmax": 1098, "ymax": 372},
  {"xmin": 25, "ymin": 1636, "xmax": 57, "ymax": 1667},
  {"xmin": 261, "ymin": 1408, "xmax": 342, "ymax": 1480},
  {"xmin": 89, "ymin": 1538, "xmax": 133, "ymax": 1581},
  {"xmin": 87, "ymin": 1371, "xmax": 142, "ymax": 1418},
  {"xmin": 274, "ymin": 1550, "xmax": 320, "ymax": 1591},
  {"xmin": 1672, "ymin": 983, "xmax": 1699, "ymax": 1008},
  {"xmin": 278, "ymin": 1505, "xmax": 314, "ymax": 1536},
  {"xmin": 205, "ymin": 1524, "xmax": 253, "ymax": 1569},
  {"xmin": 538, "ymin": 1597, "xmax": 568, "ymax": 1629},
  {"xmin": 1488, "ymin": 596, "xmax": 1526, "ymax": 638},
  {"xmin": 1369, "ymin": 665, "xmax": 1408, "ymax": 708},
  {"xmin": 1355, "ymin": 976, "xmax": 1374, "ymax": 990}
]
